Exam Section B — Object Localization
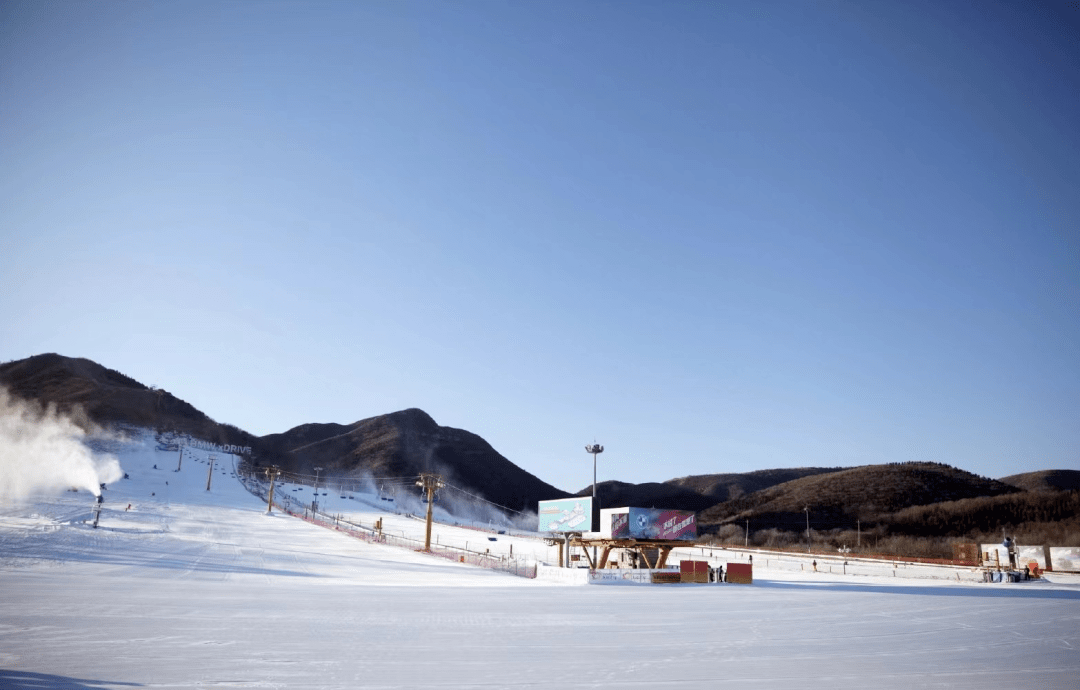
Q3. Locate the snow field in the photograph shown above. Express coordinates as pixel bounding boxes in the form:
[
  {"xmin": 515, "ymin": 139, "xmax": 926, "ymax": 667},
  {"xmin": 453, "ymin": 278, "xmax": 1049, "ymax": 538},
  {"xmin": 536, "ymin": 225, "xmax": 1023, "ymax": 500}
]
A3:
[
  {"xmin": 262, "ymin": 476, "xmax": 557, "ymax": 568},
  {"xmin": 1, "ymin": 432, "xmax": 1078, "ymax": 689}
]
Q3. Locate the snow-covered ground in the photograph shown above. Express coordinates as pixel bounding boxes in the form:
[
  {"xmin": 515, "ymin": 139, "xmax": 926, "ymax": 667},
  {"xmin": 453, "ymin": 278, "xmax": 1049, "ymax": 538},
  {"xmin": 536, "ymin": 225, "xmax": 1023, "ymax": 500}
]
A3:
[{"xmin": 2, "ymin": 433, "xmax": 1078, "ymax": 689}]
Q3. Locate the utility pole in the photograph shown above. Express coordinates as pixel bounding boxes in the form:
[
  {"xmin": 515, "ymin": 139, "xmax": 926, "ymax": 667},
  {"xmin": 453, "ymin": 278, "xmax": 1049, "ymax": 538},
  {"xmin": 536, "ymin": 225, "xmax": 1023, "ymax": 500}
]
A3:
[
  {"xmin": 264, "ymin": 466, "xmax": 281, "ymax": 514},
  {"xmin": 745, "ymin": 518, "xmax": 749, "ymax": 548},
  {"xmin": 205, "ymin": 455, "xmax": 216, "ymax": 491},
  {"xmin": 312, "ymin": 466, "xmax": 324, "ymax": 514},
  {"xmin": 176, "ymin": 447, "xmax": 184, "ymax": 472},
  {"xmin": 857, "ymin": 519, "xmax": 861, "ymax": 548},
  {"xmin": 416, "ymin": 473, "xmax": 444, "ymax": 552}
]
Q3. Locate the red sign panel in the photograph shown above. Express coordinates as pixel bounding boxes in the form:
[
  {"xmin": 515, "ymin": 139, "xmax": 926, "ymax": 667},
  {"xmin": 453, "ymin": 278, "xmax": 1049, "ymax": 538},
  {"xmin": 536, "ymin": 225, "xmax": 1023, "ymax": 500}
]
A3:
[{"xmin": 726, "ymin": 562, "xmax": 753, "ymax": 585}]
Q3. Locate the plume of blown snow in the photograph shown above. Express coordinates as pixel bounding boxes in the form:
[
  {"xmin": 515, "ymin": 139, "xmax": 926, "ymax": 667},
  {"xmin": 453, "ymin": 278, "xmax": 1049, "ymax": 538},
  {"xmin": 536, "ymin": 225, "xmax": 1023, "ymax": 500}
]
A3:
[{"xmin": 0, "ymin": 387, "xmax": 123, "ymax": 501}]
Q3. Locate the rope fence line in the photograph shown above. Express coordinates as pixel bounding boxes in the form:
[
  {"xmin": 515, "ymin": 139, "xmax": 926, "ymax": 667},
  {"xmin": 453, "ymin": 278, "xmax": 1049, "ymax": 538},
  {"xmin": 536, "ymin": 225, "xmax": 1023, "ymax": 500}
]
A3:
[
  {"xmin": 669, "ymin": 544, "xmax": 988, "ymax": 582},
  {"xmin": 234, "ymin": 459, "xmax": 538, "ymax": 579},
  {"xmin": 694, "ymin": 541, "xmax": 977, "ymax": 567}
]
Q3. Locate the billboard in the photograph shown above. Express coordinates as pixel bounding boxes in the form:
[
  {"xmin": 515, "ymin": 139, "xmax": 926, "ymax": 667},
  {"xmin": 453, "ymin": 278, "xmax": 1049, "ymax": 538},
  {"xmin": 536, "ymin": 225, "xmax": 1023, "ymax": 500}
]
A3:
[
  {"xmin": 611, "ymin": 512, "xmax": 629, "ymax": 538},
  {"xmin": 981, "ymin": 543, "xmax": 1010, "ymax": 567},
  {"xmin": 537, "ymin": 497, "xmax": 593, "ymax": 533},
  {"xmin": 1016, "ymin": 545, "xmax": 1050, "ymax": 570},
  {"xmin": 1050, "ymin": 547, "xmax": 1080, "ymax": 572},
  {"xmin": 610, "ymin": 508, "xmax": 696, "ymax": 541}
]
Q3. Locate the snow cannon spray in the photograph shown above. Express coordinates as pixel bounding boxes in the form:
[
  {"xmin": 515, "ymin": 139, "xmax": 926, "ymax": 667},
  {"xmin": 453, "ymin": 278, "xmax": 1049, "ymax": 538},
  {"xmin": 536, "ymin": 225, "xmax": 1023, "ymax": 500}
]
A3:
[{"xmin": 0, "ymin": 387, "xmax": 124, "ymax": 502}]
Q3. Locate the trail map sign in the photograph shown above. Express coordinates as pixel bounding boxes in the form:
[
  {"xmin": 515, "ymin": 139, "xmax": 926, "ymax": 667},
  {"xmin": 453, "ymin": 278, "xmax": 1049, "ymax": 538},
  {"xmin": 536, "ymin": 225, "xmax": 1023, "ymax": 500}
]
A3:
[{"xmin": 538, "ymin": 498, "xmax": 593, "ymax": 533}]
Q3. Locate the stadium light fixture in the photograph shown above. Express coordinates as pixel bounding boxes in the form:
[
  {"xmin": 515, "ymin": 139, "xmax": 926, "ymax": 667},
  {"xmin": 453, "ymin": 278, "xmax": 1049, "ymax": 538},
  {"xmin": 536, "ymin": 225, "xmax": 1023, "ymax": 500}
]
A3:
[
  {"xmin": 585, "ymin": 444, "xmax": 604, "ymax": 512},
  {"xmin": 585, "ymin": 443, "xmax": 604, "ymax": 568}
]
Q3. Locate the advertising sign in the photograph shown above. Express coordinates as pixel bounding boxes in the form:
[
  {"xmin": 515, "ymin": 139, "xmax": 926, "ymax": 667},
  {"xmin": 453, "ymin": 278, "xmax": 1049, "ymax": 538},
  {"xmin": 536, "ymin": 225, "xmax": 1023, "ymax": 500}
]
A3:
[
  {"xmin": 726, "ymin": 562, "xmax": 753, "ymax": 585},
  {"xmin": 590, "ymin": 570, "xmax": 664, "ymax": 584},
  {"xmin": 611, "ymin": 512, "xmax": 630, "ymax": 538},
  {"xmin": 1016, "ymin": 545, "xmax": 1050, "ymax": 570},
  {"xmin": 1050, "ymin": 547, "xmax": 1080, "ymax": 572},
  {"xmin": 651, "ymin": 571, "xmax": 682, "ymax": 584},
  {"xmin": 610, "ymin": 508, "xmax": 696, "ymax": 541},
  {"xmin": 537, "ymin": 497, "xmax": 593, "ymax": 533},
  {"xmin": 188, "ymin": 439, "xmax": 252, "ymax": 455},
  {"xmin": 680, "ymin": 560, "xmax": 709, "ymax": 583},
  {"xmin": 981, "ymin": 543, "xmax": 1010, "ymax": 567}
]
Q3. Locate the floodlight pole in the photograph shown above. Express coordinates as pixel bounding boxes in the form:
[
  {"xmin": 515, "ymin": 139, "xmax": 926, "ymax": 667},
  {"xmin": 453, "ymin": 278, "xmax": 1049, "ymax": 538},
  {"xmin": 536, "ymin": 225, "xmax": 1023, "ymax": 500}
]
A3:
[
  {"xmin": 176, "ymin": 447, "xmax": 184, "ymax": 472},
  {"xmin": 312, "ymin": 467, "xmax": 323, "ymax": 514},
  {"xmin": 745, "ymin": 519, "xmax": 749, "ymax": 548},
  {"xmin": 585, "ymin": 444, "xmax": 604, "ymax": 510},
  {"xmin": 585, "ymin": 444, "xmax": 604, "ymax": 568}
]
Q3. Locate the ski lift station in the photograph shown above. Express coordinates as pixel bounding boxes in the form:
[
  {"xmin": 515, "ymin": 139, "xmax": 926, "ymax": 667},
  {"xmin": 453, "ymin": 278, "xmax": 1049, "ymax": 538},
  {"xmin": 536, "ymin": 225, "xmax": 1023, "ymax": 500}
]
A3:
[{"xmin": 536, "ymin": 498, "xmax": 752, "ymax": 585}]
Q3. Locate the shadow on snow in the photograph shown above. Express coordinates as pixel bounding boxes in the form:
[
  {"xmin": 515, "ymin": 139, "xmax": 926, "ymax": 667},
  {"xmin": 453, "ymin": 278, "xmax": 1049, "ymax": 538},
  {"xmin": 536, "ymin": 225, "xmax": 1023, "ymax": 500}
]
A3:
[
  {"xmin": 0, "ymin": 670, "xmax": 141, "ymax": 689},
  {"xmin": 752, "ymin": 578, "xmax": 1080, "ymax": 601}
]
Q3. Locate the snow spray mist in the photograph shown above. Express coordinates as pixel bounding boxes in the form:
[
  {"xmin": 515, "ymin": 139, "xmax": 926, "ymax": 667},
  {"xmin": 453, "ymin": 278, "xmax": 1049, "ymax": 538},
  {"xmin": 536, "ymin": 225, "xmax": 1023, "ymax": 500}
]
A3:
[{"xmin": 0, "ymin": 387, "xmax": 123, "ymax": 501}]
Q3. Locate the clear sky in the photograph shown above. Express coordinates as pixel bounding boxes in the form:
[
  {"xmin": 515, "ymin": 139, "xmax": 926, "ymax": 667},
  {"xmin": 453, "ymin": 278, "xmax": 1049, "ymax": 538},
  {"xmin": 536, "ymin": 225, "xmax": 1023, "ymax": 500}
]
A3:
[{"xmin": 2, "ymin": 0, "xmax": 1077, "ymax": 494}]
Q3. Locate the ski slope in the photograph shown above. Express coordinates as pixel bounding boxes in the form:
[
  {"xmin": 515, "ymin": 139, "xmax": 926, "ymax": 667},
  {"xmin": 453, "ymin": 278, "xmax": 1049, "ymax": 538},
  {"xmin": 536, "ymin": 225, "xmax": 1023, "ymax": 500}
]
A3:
[{"xmin": 1, "ymin": 432, "xmax": 1078, "ymax": 689}]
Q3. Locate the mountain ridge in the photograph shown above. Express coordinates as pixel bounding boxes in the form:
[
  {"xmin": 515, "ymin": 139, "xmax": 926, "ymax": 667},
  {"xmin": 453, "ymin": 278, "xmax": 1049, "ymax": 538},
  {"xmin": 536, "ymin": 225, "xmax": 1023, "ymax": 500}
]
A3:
[
  {"xmin": 259, "ymin": 407, "xmax": 569, "ymax": 512},
  {"xmin": 2, "ymin": 353, "xmax": 1074, "ymax": 536}
]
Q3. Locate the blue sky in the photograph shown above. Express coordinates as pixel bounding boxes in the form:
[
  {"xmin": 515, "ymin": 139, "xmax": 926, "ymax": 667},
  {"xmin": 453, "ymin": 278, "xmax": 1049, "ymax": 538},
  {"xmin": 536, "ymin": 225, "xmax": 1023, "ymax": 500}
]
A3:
[{"xmin": 2, "ymin": 0, "xmax": 1077, "ymax": 494}]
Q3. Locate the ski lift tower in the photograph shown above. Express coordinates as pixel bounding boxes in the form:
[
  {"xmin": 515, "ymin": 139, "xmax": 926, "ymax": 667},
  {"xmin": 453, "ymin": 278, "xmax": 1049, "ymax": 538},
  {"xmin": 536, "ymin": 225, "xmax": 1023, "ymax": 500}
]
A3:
[
  {"xmin": 312, "ymin": 466, "xmax": 324, "ymax": 514},
  {"xmin": 416, "ymin": 473, "xmax": 444, "ymax": 552}
]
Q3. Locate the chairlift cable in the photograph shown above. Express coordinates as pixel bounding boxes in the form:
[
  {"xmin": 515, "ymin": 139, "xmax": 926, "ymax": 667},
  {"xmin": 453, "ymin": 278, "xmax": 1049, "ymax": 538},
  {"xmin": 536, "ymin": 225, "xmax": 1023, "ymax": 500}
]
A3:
[{"xmin": 441, "ymin": 482, "xmax": 529, "ymax": 516}]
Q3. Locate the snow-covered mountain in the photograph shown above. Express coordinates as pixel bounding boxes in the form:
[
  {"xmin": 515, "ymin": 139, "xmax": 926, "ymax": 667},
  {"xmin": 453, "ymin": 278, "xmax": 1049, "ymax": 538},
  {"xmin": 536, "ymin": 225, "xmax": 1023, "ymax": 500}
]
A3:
[{"xmin": 0, "ymin": 354, "xmax": 567, "ymax": 512}]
